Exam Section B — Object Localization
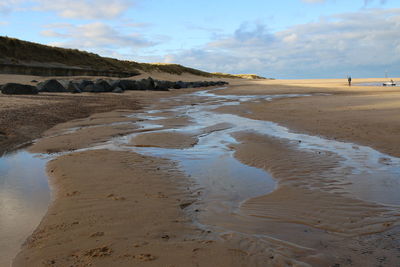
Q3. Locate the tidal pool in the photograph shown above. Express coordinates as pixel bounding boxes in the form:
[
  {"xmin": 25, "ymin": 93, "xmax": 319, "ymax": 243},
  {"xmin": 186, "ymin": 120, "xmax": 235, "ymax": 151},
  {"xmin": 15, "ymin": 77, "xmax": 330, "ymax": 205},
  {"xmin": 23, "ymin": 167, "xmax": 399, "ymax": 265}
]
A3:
[{"xmin": 0, "ymin": 151, "xmax": 50, "ymax": 267}]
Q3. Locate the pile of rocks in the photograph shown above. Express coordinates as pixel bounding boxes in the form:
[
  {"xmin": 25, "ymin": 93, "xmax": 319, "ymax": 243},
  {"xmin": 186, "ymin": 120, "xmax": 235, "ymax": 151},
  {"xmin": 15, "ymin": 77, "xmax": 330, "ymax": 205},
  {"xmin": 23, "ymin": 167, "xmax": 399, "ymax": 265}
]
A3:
[{"xmin": 1, "ymin": 77, "xmax": 229, "ymax": 95}]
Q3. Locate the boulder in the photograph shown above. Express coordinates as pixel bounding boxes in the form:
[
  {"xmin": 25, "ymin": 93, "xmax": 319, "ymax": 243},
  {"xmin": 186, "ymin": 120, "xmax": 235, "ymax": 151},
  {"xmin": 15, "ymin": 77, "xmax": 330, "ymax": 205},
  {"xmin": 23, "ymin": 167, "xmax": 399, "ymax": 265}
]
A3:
[
  {"xmin": 172, "ymin": 81, "xmax": 189, "ymax": 89},
  {"xmin": 153, "ymin": 80, "xmax": 169, "ymax": 91},
  {"xmin": 1, "ymin": 83, "xmax": 38, "ymax": 95},
  {"xmin": 110, "ymin": 80, "xmax": 122, "ymax": 90},
  {"xmin": 173, "ymin": 82, "xmax": 182, "ymax": 89},
  {"xmin": 67, "ymin": 82, "xmax": 82, "ymax": 93},
  {"xmin": 138, "ymin": 77, "xmax": 155, "ymax": 90},
  {"xmin": 177, "ymin": 81, "xmax": 189, "ymax": 88},
  {"xmin": 92, "ymin": 79, "xmax": 112, "ymax": 93},
  {"xmin": 37, "ymin": 79, "xmax": 68, "ymax": 92},
  {"xmin": 112, "ymin": 87, "xmax": 124, "ymax": 93},
  {"xmin": 82, "ymin": 83, "xmax": 95, "ymax": 92},
  {"xmin": 192, "ymin": 82, "xmax": 203, "ymax": 88},
  {"xmin": 78, "ymin": 80, "xmax": 94, "ymax": 91},
  {"xmin": 119, "ymin": 80, "xmax": 138, "ymax": 90}
]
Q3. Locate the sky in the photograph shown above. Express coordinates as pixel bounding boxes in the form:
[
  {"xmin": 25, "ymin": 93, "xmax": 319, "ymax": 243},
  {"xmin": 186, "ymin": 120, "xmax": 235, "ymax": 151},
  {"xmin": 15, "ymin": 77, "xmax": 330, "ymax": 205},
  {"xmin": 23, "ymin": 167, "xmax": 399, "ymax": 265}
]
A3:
[{"xmin": 1, "ymin": 0, "xmax": 399, "ymax": 79}]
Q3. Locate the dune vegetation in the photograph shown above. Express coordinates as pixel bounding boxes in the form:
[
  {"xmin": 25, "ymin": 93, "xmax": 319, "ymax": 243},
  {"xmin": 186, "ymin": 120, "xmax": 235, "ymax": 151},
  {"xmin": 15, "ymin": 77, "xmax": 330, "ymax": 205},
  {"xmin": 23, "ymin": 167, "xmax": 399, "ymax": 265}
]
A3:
[{"xmin": 0, "ymin": 36, "xmax": 266, "ymax": 79}]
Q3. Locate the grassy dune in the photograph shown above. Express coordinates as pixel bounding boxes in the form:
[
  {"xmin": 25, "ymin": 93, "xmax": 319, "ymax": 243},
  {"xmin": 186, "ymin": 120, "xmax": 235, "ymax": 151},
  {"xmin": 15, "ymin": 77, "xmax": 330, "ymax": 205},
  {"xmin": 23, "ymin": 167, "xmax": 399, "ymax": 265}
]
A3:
[{"xmin": 0, "ymin": 36, "xmax": 264, "ymax": 79}]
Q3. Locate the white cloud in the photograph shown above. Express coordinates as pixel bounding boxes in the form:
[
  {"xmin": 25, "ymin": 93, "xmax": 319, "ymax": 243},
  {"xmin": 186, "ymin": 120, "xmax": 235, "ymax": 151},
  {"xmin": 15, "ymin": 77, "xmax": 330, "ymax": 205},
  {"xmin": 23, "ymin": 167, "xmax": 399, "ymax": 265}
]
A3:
[
  {"xmin": 364, "ymin": 0, "xmax": 388, "ymax": 5},
  {"xmin": 41, "ymin": 22, "xmax": 156, "ymax": 52},
  {"xmin": 34, "ymin": 0, "xmax": 132, "ymax": 19},
  {"xmin": 0, "ymin": 0, "xmax": 133, "ymax": 19},
  {"xmin": 302, "ymin": 0, "xmax": 325, "ymax": 3},
  {"xmin": 161, "ymin": 9, "xmax": 400, "ymax": 78},
  {"xmin": 0, "ymin": 0, "xmax": 25, "ymax": 14}
]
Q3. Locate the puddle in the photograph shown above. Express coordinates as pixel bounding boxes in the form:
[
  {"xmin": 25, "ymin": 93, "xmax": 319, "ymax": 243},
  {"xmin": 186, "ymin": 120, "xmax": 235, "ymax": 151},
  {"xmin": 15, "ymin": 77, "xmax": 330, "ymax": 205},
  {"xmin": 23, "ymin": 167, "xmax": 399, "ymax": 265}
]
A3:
[{"xmin": 0, "ymin": 151, "xmax": 50, "ymax": 267}]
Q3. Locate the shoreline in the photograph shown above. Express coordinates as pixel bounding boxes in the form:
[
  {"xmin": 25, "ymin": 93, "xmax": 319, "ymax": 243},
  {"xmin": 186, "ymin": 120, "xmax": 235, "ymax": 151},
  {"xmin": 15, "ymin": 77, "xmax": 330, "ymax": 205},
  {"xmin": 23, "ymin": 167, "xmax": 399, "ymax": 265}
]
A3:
[{"xmin": 1, "ymin": 75, "xmax": 400, "ymax": 266}]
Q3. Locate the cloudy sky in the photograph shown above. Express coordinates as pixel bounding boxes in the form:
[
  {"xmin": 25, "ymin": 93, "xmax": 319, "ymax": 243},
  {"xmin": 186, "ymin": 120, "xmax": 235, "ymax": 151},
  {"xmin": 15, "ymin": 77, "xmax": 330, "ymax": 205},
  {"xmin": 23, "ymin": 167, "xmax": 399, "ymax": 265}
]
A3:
[{"xmin": 1, "ymin": 0, "xmax": 399, "ymax": 78}]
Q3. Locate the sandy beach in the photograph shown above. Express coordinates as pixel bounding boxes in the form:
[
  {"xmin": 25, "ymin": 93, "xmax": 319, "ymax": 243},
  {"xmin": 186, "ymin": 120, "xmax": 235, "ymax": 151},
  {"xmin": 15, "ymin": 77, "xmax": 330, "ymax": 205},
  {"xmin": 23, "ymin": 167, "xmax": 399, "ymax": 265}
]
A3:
[{"xmin": 1, "ymin": 74, "xmax": 400, "ymax": 266}]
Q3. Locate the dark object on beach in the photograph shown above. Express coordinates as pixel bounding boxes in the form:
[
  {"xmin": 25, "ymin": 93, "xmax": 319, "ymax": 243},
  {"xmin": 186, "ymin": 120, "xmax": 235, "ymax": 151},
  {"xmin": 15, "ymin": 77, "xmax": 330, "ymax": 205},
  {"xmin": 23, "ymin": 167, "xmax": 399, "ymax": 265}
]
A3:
[
  {"xmin": 38, "ymin": 79, "xmax": 68, "ymax": 92},
  {"xmin": 92, "ymin": 79, "xmax": 113, "ymax": 93},
  {"xmin": 137, "ymin": 77, "xmax": 155, "ymax": 90},
  {"xmin": 173, "ymin": 81, "xmax": 189, "ymax": 89},
  {"xmin": 119, "ymin": 80, "xmax": 138, "ymax": 91},
  {"xmin": 1, "ymin": 83, "xmax": 39, "ymax": 95},
  {"xmin": 112, "ymin": 87, "xmax": 124, "ymax": 93},
  {"xmin": 154, "ymin": 80, "xmax": 171, "ymax": 91},
  {"xmin": 31, "ymin": 80, "xmax": 38, "ymax": 83},
  {"xmin": 348, "ymin": 76, "xmax": 352, "ymax": 86},
  {"xmin": 67, "ymin": 82, "xmax": 82, "ymax": 93},
  {"xmin": 77, "ymin": 80, "xmax": 94, "ymax": 91}
]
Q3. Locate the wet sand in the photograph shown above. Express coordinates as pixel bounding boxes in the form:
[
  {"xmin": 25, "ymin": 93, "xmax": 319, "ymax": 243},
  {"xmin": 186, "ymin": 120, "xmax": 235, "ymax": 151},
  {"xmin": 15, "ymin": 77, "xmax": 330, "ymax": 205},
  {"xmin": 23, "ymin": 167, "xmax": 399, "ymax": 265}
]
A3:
[
  {"xmin": 215, "ymin": 78, "xmax": 400, "ymax": 157},
  {"xmin": 1, "ymin": 74, "xmax": 400, "ymax": 266}
]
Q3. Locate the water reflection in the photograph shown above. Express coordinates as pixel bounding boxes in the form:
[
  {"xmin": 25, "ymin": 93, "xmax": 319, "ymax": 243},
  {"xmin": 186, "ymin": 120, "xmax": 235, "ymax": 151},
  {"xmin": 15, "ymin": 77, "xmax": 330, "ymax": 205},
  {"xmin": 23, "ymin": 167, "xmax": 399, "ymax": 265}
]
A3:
[{"xmin": 0, "ymin": 151, "xmax": 50, "ymax": 267}]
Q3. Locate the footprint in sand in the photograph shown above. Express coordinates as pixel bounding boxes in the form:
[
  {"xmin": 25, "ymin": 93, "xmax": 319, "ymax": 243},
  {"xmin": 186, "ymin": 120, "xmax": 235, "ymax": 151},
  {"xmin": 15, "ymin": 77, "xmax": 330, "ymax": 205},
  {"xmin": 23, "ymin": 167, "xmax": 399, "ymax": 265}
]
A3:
[
  {"xmin": 90, "ymin": 232, "xmax": 104, "ymax": 237},
  {"xmin": 66, "ymin": 191, "xmax": 80, "ymax": 197},
  {"xmin": 84, "ymin": 246, "xmax": 113, "ymax": 257},
  {"xmin": 133, "ymin": 253, "xmax": 157, "ymax": 261},
  {"xmin": 107, "ymin": 193, "xmax": 126, "ymax": 201}
]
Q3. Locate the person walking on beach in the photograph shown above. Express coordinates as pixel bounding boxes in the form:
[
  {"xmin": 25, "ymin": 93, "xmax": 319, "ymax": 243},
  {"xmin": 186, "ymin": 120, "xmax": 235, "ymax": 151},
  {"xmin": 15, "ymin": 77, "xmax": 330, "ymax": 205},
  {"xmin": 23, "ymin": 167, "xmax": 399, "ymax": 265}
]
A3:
[{"xmin": 348, "ymin": 76, "xmax": 352, "ymax": 86}]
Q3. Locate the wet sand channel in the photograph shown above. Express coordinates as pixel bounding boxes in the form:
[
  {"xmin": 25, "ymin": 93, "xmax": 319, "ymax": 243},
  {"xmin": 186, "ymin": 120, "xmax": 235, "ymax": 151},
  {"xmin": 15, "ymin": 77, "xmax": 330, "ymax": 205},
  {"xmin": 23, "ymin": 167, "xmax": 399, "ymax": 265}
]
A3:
[{"xmin": 3, "ymin": 86, "xmax": 400, "ymax": 266}]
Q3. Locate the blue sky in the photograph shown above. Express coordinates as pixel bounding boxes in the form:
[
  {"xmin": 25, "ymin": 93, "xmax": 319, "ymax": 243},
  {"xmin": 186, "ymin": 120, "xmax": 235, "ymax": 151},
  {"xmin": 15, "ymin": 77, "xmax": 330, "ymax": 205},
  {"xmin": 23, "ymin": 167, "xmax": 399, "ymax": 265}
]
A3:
[{"xmin": 1, "ymin": 0, "xmax": 399, "ymax": 78}]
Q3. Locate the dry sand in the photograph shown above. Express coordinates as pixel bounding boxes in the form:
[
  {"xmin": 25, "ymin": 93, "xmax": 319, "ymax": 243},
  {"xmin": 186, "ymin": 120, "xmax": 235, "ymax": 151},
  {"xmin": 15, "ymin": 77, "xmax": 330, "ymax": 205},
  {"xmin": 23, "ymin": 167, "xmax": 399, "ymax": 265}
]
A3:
[{"xmin": 1, "ymin": 74, "xmax": 400, "ymax": 266}]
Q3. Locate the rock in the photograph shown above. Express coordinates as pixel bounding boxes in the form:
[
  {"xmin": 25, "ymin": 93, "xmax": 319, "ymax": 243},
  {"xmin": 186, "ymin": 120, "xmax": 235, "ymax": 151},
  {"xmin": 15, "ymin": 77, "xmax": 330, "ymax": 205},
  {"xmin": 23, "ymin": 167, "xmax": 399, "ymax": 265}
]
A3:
[
  {"xmin": 112, "ymin": 87, "xmax": 124, "ymax": 93},
  {"xmin": 82, "ymin": 83, "xmax": 95, "ymax": 92},
  {"xmin": 67, "ymin": 82, "xmax": 82, "ymax": 93},
  {"xmin": 177, "ymin": 81, "xmax": 189, "ymax": 89},
  {"xmin": 1, "ymin": 83, "xmax": 38, "ymax": 95},
  {"xmin": 154, "ymin": 80, "xmax": 170, "ymax": 91},
  {"xmin": 37, "ymin": 79, "xmax": 68, "ymax": 92},
  {"xmin": 92, "ymin": 79, "xmax": 112, "ymax": 92},
  {"xmin": 192, "ymin": 82, "xmax": 203, "ymax": 88},
  {"xmin": 137, "ymin": 77, "xmax": 155, "ymax": 90},
  {"xmin": 110, "ymin": 80, "xmax": 122, "ymax": 90},
  {"xmin": 78, "ymin": 80, "xmax": 94, "ymax": 91},
  {"xmin": 219, "ymin": 81, "xmax": 229, "ymax": 85},
  {"xmin": 119, "ymin": 80, "xmax": 138, "ymax": 90},
  {"xmin": 173, "ymin": 83, "xmax": 182, "ymax": 89},
  {"xmin": 31, "ymin": 80, "xmax": 38, "ymax": 83},
  {"xmin": 173, "ymin": 81, "xmax": 186, "ymax": 89}
]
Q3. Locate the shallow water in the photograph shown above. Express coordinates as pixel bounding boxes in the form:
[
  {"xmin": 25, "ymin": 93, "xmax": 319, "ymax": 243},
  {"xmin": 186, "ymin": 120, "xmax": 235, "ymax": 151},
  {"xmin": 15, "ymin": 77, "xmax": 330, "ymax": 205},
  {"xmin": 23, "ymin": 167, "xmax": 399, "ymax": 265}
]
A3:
[
  {"xmin": 2, "ymin": 87, "xmax": 400, "ymax": 265},
  {"xmin": 122, "ymin": 90, "xmax": 400, "ymax": 207},
  {"xmin": 0, "ymin": 151, "xmax": 50, "ymax": 267},
  {"xmin": 81, "ymin": 88, "xmax": 400, "ymax": 236}
]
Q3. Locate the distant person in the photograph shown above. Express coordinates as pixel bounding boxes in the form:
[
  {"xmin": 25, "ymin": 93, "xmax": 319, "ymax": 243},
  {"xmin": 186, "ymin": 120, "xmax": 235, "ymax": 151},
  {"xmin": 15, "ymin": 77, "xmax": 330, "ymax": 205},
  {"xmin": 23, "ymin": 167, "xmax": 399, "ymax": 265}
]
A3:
[{"xmin": 348, "ymin": 76, "xmax": 352, "ymax": 86}]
